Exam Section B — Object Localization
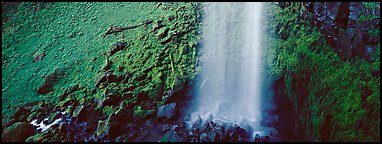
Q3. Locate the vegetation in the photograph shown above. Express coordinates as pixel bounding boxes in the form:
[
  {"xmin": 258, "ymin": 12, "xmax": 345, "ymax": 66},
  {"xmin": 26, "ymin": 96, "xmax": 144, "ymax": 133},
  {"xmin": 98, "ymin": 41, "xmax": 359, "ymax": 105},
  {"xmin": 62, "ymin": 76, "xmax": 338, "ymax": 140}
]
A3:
[
  {"xmin": 265, "ymin": 2, "xmax": 380, "ymax": 141},
  {"xmin": 2, "ymin": 2, "xmax": 202, "ymax": 141}
]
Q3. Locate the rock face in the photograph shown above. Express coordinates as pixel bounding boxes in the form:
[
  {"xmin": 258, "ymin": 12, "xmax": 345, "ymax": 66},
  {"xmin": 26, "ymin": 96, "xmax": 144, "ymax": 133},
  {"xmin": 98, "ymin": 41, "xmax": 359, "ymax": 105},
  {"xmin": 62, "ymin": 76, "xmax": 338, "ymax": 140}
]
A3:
[
  {"xmin": 157, "ymin": 103, "xmax": 177, "ymax": 121},
  {"xmin": 302, "ymin": 2, "xmax": 380, "ymax": 62},
  {"xmin": 2, "ymin": 122, "xmax": 36, "ymax": 142}
]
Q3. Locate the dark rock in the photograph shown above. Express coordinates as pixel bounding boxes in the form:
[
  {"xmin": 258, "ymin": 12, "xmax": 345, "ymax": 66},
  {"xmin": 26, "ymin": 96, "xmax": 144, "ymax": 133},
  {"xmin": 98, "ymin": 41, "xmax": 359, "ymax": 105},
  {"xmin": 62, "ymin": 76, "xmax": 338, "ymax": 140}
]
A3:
[
  {"xmin": 106, "ymin": 74, "xmax": 123, "ymax": 83},
  {"xmin": 126, "ymin": 124, "xmax": 139, "ymax": 139},
  {"xmin": 37, "ymin": 68, "xmax": 65, "ymax": 94},
  {"xmin": 336, "ymin": 2, "xmax": 350, "ymax": 28},
  {"xmin": 192, "ymin": 115, "xmax": 203, "ymax": 129},
  {"xmin": 347, "ymin": 2, "xmax": 362, "ymax": 28},
  {"xmin": 163, "ymin": 124, "xmax": 171, "ymax": 132},
  {"xmin": 231, "ymin": 124, "xmax": 251, "ymax": 142},
  {"xmin": 213, "ymin": 125, "xmax": 224, "ymax": 139},
  {"xmin": 207, "ymin": 130, "xmax": 217, "ymax": 142},
  {"xmin": 144, "ymin": 119, "xmax": 154, "ymax": 129},
  {"xmin": 303, "ymin": 2, "xmax": 379, "ymax": 62},
  {"xmin": 254, "ymin": 134, "xmax": 261, "ymax": 141},
  {"xmin": 14, "ymin": 106, "xmax": 31, "ymax": 122},
  {"xmin": 167, "ymin": 14, "xmax": 175, "ymax": 21},
  {"xmin": 115, "ymin": 135, "xmax": 128, "ymax": 142},
  {"xmin": 157, "ymin": 103, "xmax": 177, "ymax": 121},
  {"xmin": 264, "ymin": 135, "xmax": 270, "ymax": 142},
  {"xmin": 2, "ymin": 122, "xmax": 36, "ymax": 142},
  {"xmin": 372, "ymin": 70, "xmax": 379, "ymax": 78},
  {"xmin": 199, "ymin": 132, "xmax": 208, "ymax": 142},
  {"xmin": 103, "ymin": 89, "xmax": 120, "ymax": 107}
]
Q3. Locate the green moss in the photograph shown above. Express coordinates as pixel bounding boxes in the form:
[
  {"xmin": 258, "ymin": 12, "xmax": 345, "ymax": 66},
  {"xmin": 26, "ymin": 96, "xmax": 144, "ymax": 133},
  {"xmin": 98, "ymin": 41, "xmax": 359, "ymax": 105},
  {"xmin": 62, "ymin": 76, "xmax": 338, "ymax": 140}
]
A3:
[
  {"xmin": 133, "ymin": 105, "xmax": 145, "ymax": 119},
  {"xmin": 102, "ymin": 106, "xmax": 116, "ymax": 118},
  {"xmin": 94, "ymin": 120, "xmax": 108, "ymax": 137},
  {"xmin": 266, "ymin": 2, "xmax": 380, "ymax": 141},
  {"xmin": 3, "ymin": 2, "xmax": 203, "ymax": 141},
  {"xmin": 26, "ymin": 112, "xmax": 37, "ymax": 122},
  {"xmin": 72, "ymin": 105, "xmax": 84, "ymax": 117},
  {"xmin": 25, "ymin": 133, "xmax": 45, "ymax": 142}
]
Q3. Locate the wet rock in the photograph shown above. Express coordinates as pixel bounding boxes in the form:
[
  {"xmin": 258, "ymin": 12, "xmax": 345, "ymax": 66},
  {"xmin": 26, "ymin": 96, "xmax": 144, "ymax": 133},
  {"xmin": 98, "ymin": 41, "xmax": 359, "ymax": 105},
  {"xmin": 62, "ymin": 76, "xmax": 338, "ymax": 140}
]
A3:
[
  {"xmin": 162, "ymin": 124, "xmax": 171, "ymax": 132},
  {"xmin": 207, "ymin": 130, "xmax": 217, "ymax": 142},
  {"xmin": 192, "ymin": 115, "xmax": 203, "ymax": 129},
  {"xmin": 2, "ymin": 122, "xmax": 36, "ymax": 142},
  {"xmin": 157, "ymin": 103, "xmax": 177, "ymax": 121},
  {"xmin": 161, "ymin": 130, "xmax": 183, "ymax": 142},
  {"xmin": 199, "ymin": 132, "xmax": 208, "ymax": 142}
]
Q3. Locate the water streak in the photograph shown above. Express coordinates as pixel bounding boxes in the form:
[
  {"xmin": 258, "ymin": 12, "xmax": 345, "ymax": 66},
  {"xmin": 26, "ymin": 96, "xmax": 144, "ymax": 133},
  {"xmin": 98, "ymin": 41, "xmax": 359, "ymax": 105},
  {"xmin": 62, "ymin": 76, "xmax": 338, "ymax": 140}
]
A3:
[{"xmin": 193, "ymin": 2, "xmax": 268, "ymax": 136}]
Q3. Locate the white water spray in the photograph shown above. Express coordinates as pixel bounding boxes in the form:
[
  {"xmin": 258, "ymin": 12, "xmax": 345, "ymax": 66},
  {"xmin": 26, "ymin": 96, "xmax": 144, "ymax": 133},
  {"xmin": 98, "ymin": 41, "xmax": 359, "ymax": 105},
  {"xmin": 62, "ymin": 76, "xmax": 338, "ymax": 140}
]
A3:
[{"xmin": 192, "ymin": 2, "xmax": 268, "ymax": 135}]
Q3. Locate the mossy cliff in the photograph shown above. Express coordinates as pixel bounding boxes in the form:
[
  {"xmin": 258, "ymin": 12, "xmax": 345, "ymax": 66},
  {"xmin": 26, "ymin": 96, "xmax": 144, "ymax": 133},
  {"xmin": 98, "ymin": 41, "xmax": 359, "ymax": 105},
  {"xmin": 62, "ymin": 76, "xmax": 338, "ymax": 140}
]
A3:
[{"xmin": 265, "ymin": 2, "xmax": 380, "ymax": 142}]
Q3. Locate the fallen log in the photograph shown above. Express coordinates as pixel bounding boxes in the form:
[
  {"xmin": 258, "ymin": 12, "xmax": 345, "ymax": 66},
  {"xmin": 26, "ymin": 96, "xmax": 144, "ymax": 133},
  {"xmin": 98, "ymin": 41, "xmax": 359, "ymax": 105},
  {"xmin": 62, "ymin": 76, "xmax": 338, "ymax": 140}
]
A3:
[{"xmin": 102, "ymin": 20, "xmax": 153, "ymax": 38}]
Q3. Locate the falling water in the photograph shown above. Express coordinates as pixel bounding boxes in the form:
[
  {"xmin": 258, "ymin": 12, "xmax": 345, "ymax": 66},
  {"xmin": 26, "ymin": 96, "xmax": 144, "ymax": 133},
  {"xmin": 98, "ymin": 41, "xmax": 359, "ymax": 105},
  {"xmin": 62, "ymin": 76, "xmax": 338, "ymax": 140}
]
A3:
[{"xmin": 192, "ymin": 2, "xmax": 271, "ymax": 136}]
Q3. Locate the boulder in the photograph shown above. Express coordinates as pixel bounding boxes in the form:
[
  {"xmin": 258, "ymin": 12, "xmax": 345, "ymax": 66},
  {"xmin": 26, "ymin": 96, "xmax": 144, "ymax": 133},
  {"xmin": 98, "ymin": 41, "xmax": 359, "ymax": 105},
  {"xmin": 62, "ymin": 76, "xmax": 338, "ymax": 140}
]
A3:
[
  {"xmin": 157, "ymin": 103, "xmax": 177, "ymax": 121},
  {"xmin": 37, "ymin": 68, "xmax": 65, "ymax": 94},
  {"xmin": 2, "ymin": 122, "xmax": 36, "ymax": 142}
]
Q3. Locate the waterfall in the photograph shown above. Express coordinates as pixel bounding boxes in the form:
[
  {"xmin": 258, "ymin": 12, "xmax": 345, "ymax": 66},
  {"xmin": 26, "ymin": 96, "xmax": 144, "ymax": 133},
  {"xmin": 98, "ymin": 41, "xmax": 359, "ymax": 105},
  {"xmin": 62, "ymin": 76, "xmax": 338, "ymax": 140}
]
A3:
[{"xmin": 192, "ymin": 2, "xmax": 270, "ymax": 136}]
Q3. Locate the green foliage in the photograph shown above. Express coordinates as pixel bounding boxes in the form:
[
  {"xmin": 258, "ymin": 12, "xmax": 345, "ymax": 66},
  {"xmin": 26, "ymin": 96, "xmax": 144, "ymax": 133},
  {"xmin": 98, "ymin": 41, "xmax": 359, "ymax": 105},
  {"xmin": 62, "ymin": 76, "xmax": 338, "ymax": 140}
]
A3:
[
  {"xmin": 362, "ymin": 2, "xmax": 379, "ymax": 9},
  {"xmin": 266, "ymin": 2, "xmax": 380, "ymax": 141}
]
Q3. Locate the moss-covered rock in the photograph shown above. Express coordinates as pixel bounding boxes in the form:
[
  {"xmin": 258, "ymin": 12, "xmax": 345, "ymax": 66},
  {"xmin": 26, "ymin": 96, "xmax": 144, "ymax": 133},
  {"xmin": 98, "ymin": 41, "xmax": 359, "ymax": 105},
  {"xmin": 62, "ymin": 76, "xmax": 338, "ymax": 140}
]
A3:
[
  {"xmin": 101, "ymin": 105, "xmax": 116, "ymax": 119},
  {"xmin": 133, "ymin": 106, "xmax": 145, "ymax": 119},
  {"xmin": 94, "ymin": 120, "xmax": 108, "ymax": 137},
  {"xmin": 25, "ymin": 133, "xmax": 45, "ymax": 142},
  {"xmin": 72, "ymin": 105, "xmax": 84, "ymax": 117},
  {"xmin": 26, "ymin": 111, "xmax": 37, "ymax": 122}
]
